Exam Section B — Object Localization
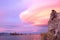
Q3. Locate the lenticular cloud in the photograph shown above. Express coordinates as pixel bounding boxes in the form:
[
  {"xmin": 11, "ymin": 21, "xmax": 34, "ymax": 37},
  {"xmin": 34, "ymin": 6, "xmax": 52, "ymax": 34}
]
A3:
[{"xmin": 19, "ymin": 0, "xmax": 60, "ymax": 26}]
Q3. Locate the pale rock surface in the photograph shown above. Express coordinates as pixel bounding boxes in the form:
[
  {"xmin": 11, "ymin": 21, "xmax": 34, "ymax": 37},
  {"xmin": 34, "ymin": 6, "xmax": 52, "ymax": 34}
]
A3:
[{"xmin": 47, "ymin": 10, "xmax": 60, "ymax": 40}]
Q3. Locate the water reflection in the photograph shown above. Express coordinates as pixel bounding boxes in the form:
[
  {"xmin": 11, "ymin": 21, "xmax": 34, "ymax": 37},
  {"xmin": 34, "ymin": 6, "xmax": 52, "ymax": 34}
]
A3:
[{"xmin": 0, "ymin": 34, "xmax": 41, "ymax": 40}]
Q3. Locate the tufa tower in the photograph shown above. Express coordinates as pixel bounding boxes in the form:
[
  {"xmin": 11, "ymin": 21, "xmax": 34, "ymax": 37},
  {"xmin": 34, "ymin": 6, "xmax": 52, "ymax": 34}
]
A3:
[{"xmin": 47, "ymin": 10, "xmax": 60, "ymax": 40}]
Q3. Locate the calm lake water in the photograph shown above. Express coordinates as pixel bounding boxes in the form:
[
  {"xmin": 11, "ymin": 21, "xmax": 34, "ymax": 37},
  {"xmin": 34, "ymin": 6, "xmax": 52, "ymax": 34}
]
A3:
[
  {"xmin": 0, "ymin": 34, "xmax": 41, "ymax": 40},
  {"xmin": 0, "ymin": 26, "xmax": 48, "ymax": 40}
]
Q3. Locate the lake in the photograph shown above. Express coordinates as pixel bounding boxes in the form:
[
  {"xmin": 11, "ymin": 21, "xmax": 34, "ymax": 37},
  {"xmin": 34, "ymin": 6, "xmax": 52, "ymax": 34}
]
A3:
[{"xmin": 0, "ymin": 34, "xmax": 41, "ymax": 40}]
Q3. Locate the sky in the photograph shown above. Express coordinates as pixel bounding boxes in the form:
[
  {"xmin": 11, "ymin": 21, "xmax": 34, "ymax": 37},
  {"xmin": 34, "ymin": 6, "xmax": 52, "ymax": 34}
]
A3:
[{"xmin": 0, "ymin": 0, "xmax": 60, "ymax": 33}]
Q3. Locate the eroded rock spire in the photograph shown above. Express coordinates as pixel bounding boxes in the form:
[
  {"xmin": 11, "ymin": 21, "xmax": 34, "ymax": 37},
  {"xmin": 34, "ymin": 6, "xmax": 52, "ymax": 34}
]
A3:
[{"xmin": 47, "ymin": 10, "xmax": 60, "ymax": 40}]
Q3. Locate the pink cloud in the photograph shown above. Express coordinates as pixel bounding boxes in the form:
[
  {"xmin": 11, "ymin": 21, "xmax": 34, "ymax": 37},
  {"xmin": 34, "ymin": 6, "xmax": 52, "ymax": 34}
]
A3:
[
  {"xmin": 19, "ymin": 0, "xmax": 60, "ymax": 26},
  {"xmin": 0, "ymin": 27, "xmax": 6, "ymax": 32}
]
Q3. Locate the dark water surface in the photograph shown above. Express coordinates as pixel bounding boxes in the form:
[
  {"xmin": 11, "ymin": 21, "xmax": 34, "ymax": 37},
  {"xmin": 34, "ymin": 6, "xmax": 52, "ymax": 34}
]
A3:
[{"xmin": 0, "ymin": 34, "xmax": 41, "ymax": 40}]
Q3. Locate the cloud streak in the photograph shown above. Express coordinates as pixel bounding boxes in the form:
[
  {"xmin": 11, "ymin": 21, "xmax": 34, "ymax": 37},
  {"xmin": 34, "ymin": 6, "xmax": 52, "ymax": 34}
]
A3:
[{"xmin": 20, "ymin": 0, "xmax": 60, "ymax": 26}]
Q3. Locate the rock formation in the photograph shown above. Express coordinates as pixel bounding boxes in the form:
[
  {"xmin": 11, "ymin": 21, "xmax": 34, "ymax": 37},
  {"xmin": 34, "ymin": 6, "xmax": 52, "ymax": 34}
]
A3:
[{"xmin": 47, "ymin": 10, "xmax": 60, "ymax": 40}]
